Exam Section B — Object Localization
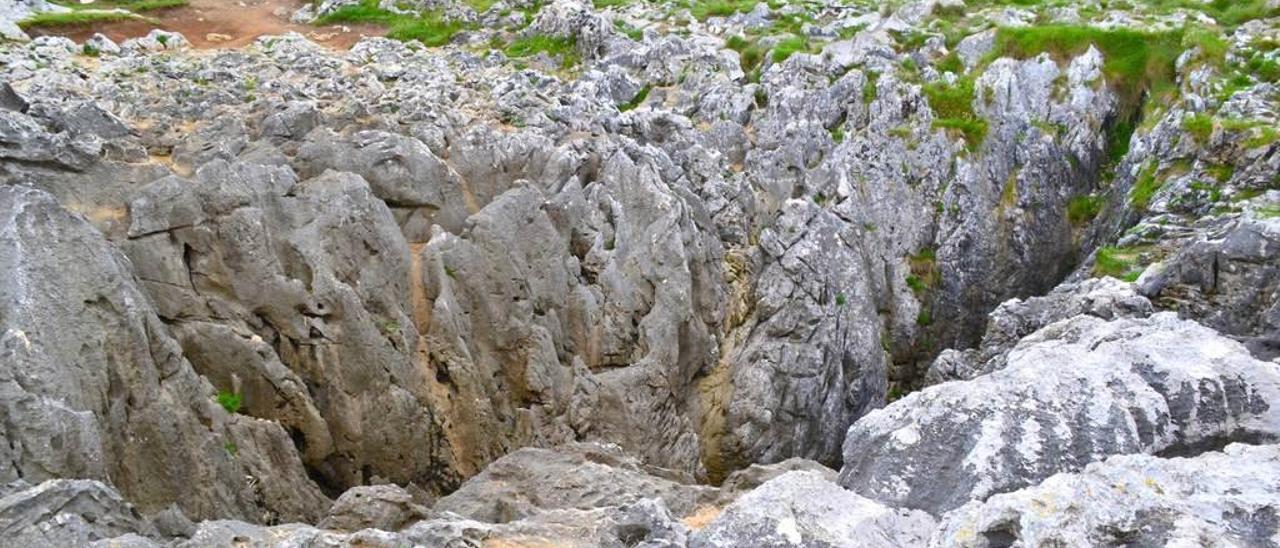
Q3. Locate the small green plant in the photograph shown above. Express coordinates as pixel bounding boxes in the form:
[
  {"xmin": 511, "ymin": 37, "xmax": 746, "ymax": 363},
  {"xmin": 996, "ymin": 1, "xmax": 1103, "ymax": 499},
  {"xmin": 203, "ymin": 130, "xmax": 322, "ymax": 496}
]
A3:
[
  {"xmin": 19, "ymin": 10, "xmax": 142, "ymax": 29},
  {"xmin": 835, "ymin": 292, "xmax": 847, "ymax": 306},
  {"xmin": 1130, "ymin": 162, "xmax": 1161, "ymax": 211},
  {"xmin": 1182, "ymin": 114, "xmax": 1214, "ymax": 144},
  {"xmin": 770, "ymin": 35, "xmax": 811, "ymax": 63},
  {"xmin": 689, "ymin": 0, "xmax": 757, "ymax": 20},
  {"xmin": 82, "ymin": 43, "xmax": 100, "ymax": 57},
  {"xmin": 924, "ymin": 77, "xmax": 987, "ymax": 151},
  {"xmin": 1093, "ymin": 246, "xmax": 1147, "ymax": 282},
  {"xmin": 618, "ymin": 85, "xmax": 651, "ymax": 112},
  {"xmin": 216, "ymin": 390, "xmax": 243, "ymax": 414},
  {"xmin": 829, "ymin": 125, "xmax": 845, "ymax": 143},
  {"xmin": 862, "ymin": 71, "xmax": 880, "ymax": 104},
  {"xmin": 1256, "ymin": 204, "xmax": 1280, "ymax": 218},
  {"xmin": 916, "ymin": 310, "xmax": 933, "ymax": 326},
  {"xmin": 505, "ymin": 35, "xmax": 579, "ymax": 68},
  {"xmin": 224, "ymin": 441, "xmax": 239, "ymax": 456},
  {"xmin": 1067, "ymin": 194, "xmax": 1103, "ymax": 225}
]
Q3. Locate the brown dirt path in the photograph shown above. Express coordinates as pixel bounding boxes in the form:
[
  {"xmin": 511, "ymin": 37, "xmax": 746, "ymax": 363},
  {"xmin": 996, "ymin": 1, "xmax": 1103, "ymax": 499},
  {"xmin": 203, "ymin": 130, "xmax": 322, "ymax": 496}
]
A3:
[{"xmin": 27, "ymin": 0, "xmax": 385, "ymax": 49}]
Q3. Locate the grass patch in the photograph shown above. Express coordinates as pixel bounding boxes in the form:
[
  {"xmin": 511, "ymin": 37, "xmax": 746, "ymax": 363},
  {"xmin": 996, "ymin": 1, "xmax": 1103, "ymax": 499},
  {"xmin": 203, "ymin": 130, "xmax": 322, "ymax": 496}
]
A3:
[
  {"xmin": 689, "ymin": 0, "xmax": 757, "ymax": 20},
  {"xmin": 1256, "ymin": 204, "xmax": 1280, "ymax": 219},
  {"xmin": 316, "ymin": 1, "xmax": 463, "ymax": 47},
  {"xmin": 506, "ymin": 35, "xmax": 579, "ymax": 67},
  {"xmin": 216, "ymin": 391, "xmax": 243, "ymax": 414},
  {"xmin": 1182, "ymin": 113, "xmax": 1214, "ymax": 144},
  {"xmin": 993, "ymin": 25, "xmax": 1182, "ymax": 113},
  {"xmin": 618, "ymin": 85, "xmax": 651, "ymax": 111},
  {"xmin": 1067, "ymin": 194, "xmax": 1103, "ymax": 225},
  {"xmin": 771, "ymin": 35, "xmax": 812, "ymax": 63},
  {"xmin": 1130, "ymin": 162, "xmax": 1161, "ymax": 211},
  {"xmin": 52, "ymin": 0, "xmax": 186, "ymax": 11},
  {"xmin": 19, "ymin": 9, "xmax": 142, "ymax": 28},
  {"xmin": 1093, "ymin": 246, "xmax": 1148, "ymax": 282},
  {"xmin": 727, "ymin": 34, "xmax": 766, "ymax": 75},
  {"xmin": 924, "ymin": 77, "xmax": 987, "ymax": 151}
]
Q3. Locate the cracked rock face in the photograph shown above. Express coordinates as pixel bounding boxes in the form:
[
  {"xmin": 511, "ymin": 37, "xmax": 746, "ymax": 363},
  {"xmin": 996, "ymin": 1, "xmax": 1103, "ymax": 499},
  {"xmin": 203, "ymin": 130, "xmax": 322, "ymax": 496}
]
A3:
[
  {"xmin": 840, "ymin": 312, "xmax": 1280, "ymax": 515},
  {"xmin": 2, "ymin": 0, "xmax": 1280, "ymax": 544},
  {"xmin": 932, "ymin": 443, "xmax": 1280, "ymax": 547}
]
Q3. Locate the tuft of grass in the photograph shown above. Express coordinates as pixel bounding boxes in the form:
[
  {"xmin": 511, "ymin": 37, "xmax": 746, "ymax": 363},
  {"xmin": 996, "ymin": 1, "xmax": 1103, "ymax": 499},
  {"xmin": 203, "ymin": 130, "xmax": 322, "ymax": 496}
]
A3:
[
  {"xmin": 1093, "ymin": 246, "xmax": 1147, "ymax": 282},
  {"xmin": 1182, "ymin": 114, "xmax": 1214, "ymax": 144},
  {"xmin": 727, "ymin": 34, "xmax": 765, "ymax": 75},
  {"xmin": 19, "ymin": 9, "xmax": 142, "ymax": 28},
  {"xmin": 1067, "ymin": 194, "xmax": 1103, "ymax": 225},
  {"xmin": 924, "ymin": 77, "xmax": 987, "ymax": 151},
  {"xmin": 316, "ymin": 1, "xmax": 463, "ymax": 47},
  {"xmin": 613, "ymin": 19, "xmax": 643, "ymax": 41},
  {"xmin": 835, "ymin": 292, "xmax": 847, "ymax": 306},
  {"xmin": 618, "ymin": 85, "xmax": 651, "ymax": 112},
  {"xmin": 505, "ymin": 35, "xmax": 579, "ymax": 68},
  {"xmin": 862, "ymin": 71, "xmax": 880, "ymax": 104},
  {"xmin": 689, "ymin": 0, "xmax": 757, "ymax": 20},
  {"xmin": 1130, "ymin": 162, "xmax": 1161, "ymax": 211},
  {"xmin": 216, "ymin": 391, "xmax": 243, "ymax": 414},
  {"xmin": 993, "ymin": 25, "xmax": 1182, "ymax": 114},
  {"xmin": 223, "ymin": 441, "xmax": 238, "ymax": 456},
  {"xmin": 916, "ymin": 310, "xmax": 933, "ymax": 326},
  {"xmin": 771, "ymin": 35, "xmax": 811, "ymax": 63}
]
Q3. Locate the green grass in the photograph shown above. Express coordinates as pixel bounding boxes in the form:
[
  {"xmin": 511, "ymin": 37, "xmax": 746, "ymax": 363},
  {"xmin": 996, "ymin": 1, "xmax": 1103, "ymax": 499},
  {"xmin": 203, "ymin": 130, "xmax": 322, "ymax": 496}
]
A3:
[
  {"xmin": 689, "ymin": 0, "xmax": 757, "ymax": 20},
  {"xmin": 924, "ymin": 77, "xmax": 987, "ymax": 152},
  {"xmin": 1256, "ymin": 204, "xmax": 1280, "ymax": 219},
  {"xmin": 316, "ymin": 1, "xmax": 463, "ymax": 47},
  {"xmin": 1067, "ymin": 194, "xmax": 1103, "ymax": 225},
  {"xmin": 618, "ymin": 85, "xmax": 651, "ymax": 111},
  {"xmin": 862, "ymin": 71, "xmax": 880, "ymax": 104},
  {"xmin": 1182, "ymin": 114, "xmax": 1214, "ymax": 144},
  {"xmin": 614, "ymin": 19, "xmax": 643, "ymax": 41},
  {"xmin": 505, "ymin": 35, "xmax": 579, "ymax": 68},
  {"xmin": 1093, "ymin": 246, "xmax": 1148, "ymax": 282},
  {"xmin": 916, "ymin": 310, "xmax": 933, "ymax": 326},
  {"xmin": 462, "ymin": 0, "xmax": 496, "ymax": 13},
  {"xmin": 19, "ymin": 9, "xmax": 143, "ymax": 28},
  {"xmin": 52, "ymin": 0, "xmax": 186, "ymax": 11},
  {"xmin": 771, "ymin": 35, "xmax": 812, "ymax": 63},
  {"xmin": 727, "ymin": 35, "xmax": 765, "ymax": 75},
  {"xmin": 216, "ymin": 391, "xmax": 243, "ymax": 414},
  {"xmin": 993, "ymin": 25, "xmax": 1182, "ymax": 113},
  {"xmin": 1130, "ymin": 162, "xmax": 1161, "ymax": 211}
]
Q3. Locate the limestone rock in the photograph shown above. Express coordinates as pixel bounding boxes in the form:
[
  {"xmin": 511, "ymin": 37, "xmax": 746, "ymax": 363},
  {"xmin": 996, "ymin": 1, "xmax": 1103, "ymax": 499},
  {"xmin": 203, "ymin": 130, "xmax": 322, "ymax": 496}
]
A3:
[
  {"xmin": 840, "ymin": 313, "xmax": 1280, "ymax": 515},
  {"xmin": 932, "ymin": 444, "xmax": 1280, "ymax": 547},
  {"xmin": 691, "ymin": 471, "xmax": 937, "ymax": 548}
]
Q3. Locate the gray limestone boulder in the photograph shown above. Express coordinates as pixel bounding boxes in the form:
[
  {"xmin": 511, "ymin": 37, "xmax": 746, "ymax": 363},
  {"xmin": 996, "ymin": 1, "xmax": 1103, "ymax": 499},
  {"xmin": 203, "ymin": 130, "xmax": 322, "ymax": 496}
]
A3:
[
  {"xmin": 0, "ymin": 185, "xmax": 328, "ymax": 522},
  {"xmin": 691, "ymin": 471, "xmax": 937, "ymax": 548},
  {"xmin": 432, "ymin": 442, "xmax": 718, "ymax": 523},
  {"xmin": 840, "ymin": 313, "xmax": 1280, "ymax": 515},
  {"xmin": 0, "ymin": 479, "xmax": 155, "ymax": 546},
  {"xmin": 926, "ymin": 277, "xmax": 1154, "ymax": 384},
  {"xmin": 931, "ymin": 443, "xmax": 1280, "ymax": 547},
  {"xmin": 319, "ymin": 484, "xmax": 429, "ymax": 532}
]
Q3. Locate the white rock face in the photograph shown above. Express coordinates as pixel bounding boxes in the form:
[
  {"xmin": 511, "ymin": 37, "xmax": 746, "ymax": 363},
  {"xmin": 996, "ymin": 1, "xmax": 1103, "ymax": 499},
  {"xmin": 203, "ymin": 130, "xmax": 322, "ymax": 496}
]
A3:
[
  {"xmin": 840, "ymin": 313, "xmax": 1280, "ymax": 515},
  {"xmin": 690, "ymin": 471, "xmax": 937, "ymax": 548},
  {"xmin": 931, "ymin": 443, "xmax": 1280, "ymax": 547}
]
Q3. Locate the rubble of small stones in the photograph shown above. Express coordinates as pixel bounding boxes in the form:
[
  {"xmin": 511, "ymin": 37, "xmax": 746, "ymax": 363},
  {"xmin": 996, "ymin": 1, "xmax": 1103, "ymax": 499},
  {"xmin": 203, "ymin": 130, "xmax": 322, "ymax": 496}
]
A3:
[{"xmin": 2, "ymin": 0, "xmax": 1279, "ymax": 545}]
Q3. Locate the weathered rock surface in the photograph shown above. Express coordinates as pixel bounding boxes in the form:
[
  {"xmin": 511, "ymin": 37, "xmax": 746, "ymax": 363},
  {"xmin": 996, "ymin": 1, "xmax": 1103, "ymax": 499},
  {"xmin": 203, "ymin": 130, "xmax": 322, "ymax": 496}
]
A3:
[
  {"xmin": 0, "ymin": 479, "xmax": 155, "ymax": 546},
  {"xmin": 926, "ymin": 277, "xmax": 1155, "ymax": 384},
  {"xmin": 932, "ymin": 443, "xmax": 1280, "ymax": 547},
  {"xmin": 691, "ymin": 471, "xmax": 937, "ymax": 548},
  {"xmin": 3, "ymin": 0, "xmax": 1280, "ymax": 543},
  {"xmin": 840, "ymin": 312, "xmax": 1280, "ymax": 515},
  {"xmin": 0, "ymin": 185, "xmax": 328, "ymax": 522},
  {"xmin": 1140, "ymin": 214, "xmax": 1280, "ymax": 360},
  {"xmin": 432, "ymin": 442, "xmax": 718, "ymax": 522}
]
